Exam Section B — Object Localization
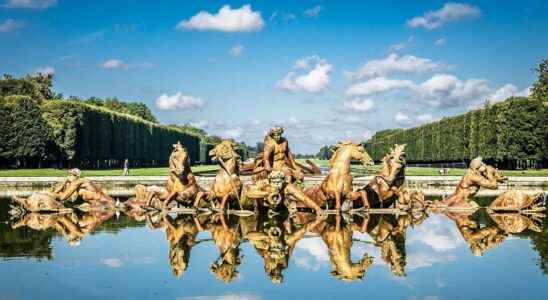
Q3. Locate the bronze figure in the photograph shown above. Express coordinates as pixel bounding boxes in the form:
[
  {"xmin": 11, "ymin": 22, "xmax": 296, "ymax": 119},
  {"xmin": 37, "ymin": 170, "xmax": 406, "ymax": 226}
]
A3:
[
  {"xmin": 208, "ymin": 140, "xmax": 243, "ymax": 211},
  {"xmin": 305, "ymin": 141, "xmax": 374, "ymax": 211}
]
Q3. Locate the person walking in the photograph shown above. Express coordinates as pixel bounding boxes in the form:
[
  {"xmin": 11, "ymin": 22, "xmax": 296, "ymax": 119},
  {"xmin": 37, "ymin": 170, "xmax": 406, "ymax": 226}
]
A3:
[{"xmin": 123, "ymin": 159, "xmax": 129, "ymax": 176}]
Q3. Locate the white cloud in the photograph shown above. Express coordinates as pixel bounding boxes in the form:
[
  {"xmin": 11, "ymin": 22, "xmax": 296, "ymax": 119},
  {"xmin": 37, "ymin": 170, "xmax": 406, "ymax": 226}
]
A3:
[
  {"xmin": 155, "ymin": 92, "xmax": 205, "ymax": 111},
  {"xmin": 408, "ymin": 214, "xmax": 464, "ymax": 251},
  {"xmin": 100, "ymin": 59, "xmax": 127, "ymax": 70},
  {"xmin": 0, "ymin": 19, "xmax": 24, "ymax": 32},
  {"xmin": 190, "ymin": 120, "xmax": 208, "ymax": 128},
  {"xmin": 342, "ymin": 98, "xmax": 376, "ymax": 113},
  {"xmin": 487, "ymin": 84, "xmax": 531, "ymax": 102},
  {"xmin": 34, "ymin": 66, "xmax": 55, "ymax": 75},
  {"xmin": 4, "ymin": 0, "xmax": 57, "ymax": 9},
  {"xmin": 407, "ymin": 252, "xmax": 456, "ymax": 269},
  {"xmin": 435, "ymin": 38, "xmax": 447, "ymax": 46},
  {"xmin": 388, "ymin": 36, "xmax": 415, "ymax": 52},
  {"xmin": 100, "ymin": 258, "xmax": 123, "ymax": 268},
  {"xmin": 346, "ymin": 77, "xmax": 414, "ymax": 96},
  {"xmin": 417, "ymin": 113, "xmax": 434, "ymax": 123},
  {"xmin": 277, "ymin": 55, "xmax": 332, "ymax": 93},
  {"xmin": 229, "ymin": 44, "xmax": 244, "ymax": 56},
  {"xmin": 179, "ymin": 294, "xmax": 261, "ymax": 300},
  {"xmin": 176, "ymin": 4, "xmax": 264, "ymax": 33},
  {"xmin": 416, "ymin": 73, "xmax": 490, "ymax": 107},
  {"xmin": 72, "ymin": 30, "xmax": 105, "ymax": 45},
  {"xmin": 283, "ymin": 13, "xmax": 296, "ymax": 21},
  {"xmin": 395, "ymin": 112, "xmax": 412, "ymax": 125},
  {"xmin": 303, "ymin": 5, "xmax": 323, "ymax": 18},
  {"xmin": 407, "ymin": 2, "xmax": 481, "ymax": 30},
  {"xmin": 223, "ymin": 127, "xmax": 243, "ymax": 139},
  {"xmin": 347, "ymin": 53, "xmax": 445, "ymax": 79}
]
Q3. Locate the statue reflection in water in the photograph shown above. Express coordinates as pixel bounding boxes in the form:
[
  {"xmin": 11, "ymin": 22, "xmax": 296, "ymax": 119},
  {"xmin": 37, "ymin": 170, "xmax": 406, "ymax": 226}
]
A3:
[
  {"xmin": 245, "ymin": 213, "xmax": 326, "ymax": 283},
  {"xmin": 445, "ymin": 209, "xmax": 544, "ymax": 256},
  {"xmin": 11, "ymin": 210, "xmax": 114, "ymax": 246},
  {"xmin": 206, "ymin": 213, "xmax": 243, "ymax": 283}
]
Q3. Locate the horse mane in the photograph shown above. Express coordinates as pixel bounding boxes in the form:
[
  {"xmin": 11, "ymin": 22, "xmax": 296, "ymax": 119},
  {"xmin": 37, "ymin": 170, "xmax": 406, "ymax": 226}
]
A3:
[{"xmin": 328, "ymin": 141, "xmax": 355, "ymax": 168}]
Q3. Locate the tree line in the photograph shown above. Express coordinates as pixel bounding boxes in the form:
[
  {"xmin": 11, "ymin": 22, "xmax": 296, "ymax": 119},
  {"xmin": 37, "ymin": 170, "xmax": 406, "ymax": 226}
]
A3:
[{"xmin": 363, "ymin": 60, "xmax": 548, "ymax": 169}]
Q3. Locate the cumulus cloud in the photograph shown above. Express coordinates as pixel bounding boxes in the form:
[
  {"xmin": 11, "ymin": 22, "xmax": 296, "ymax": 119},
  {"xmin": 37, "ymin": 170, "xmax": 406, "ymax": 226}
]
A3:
[
  {"xmin": 0, "ymin": 19, "xmax": 24, "ymax": 32},
  {"xmin": 388, "ymin": 36, "xmax": 415, "ymax": 52},
  {"xmin": 34, "ymin": 66, "xmax": 55, "ymax": 75},
  {"xmin": 277, "ymin": 55, "xmax": 332, "ymax": 93},
  {"xmin": 179, "ymin": 294, "xmax": 261, "ymax": 300},
  {"xmin": 346, "ymin": 77, "xmax": 414, "ymax": 96},
  {"xmin": 342, "ymin": 98, "xmax": 376, "ymax": 113},
  {"xmin": 435, "ymin": 38, "xmax": 447, "ymax": 46},
  {"xmin": 176, "ymin": 4, "xmax": 264, "ymax": 33},
  {"xmin": 303, "ymin": 5, "xmax": 323, "ymax": 18},
  {"xmin": 3, "ymin": 0, "xmax": 57, "ymax": 9},
  {"xmin": 155, "ymin": 92, "xmax": 205, "ymax": 110},
  {"xmin": 100, "ymin": 258, "xmax": 123, "ymax": 268},
  {"xmin": 407, "ymin": 252, "xmax": 456, "ymax": 269},
  {"xmin": 415, "ymin": 73, "xmax": 490, "ymax": 107},
  {"xmin": 487, "ymin": 84, "xmax": 531, "ymax": 102},
  {"xmin": 100, "ymin": 59, "xmax": 127, "ymax": 70},
  {"xmin": 395, "ymin": 111, "xmax": 436, "ymax": 126},
  {"xmin": 347, "ymin": 53, "xmax": 445, "ymax": 79},
  {"xmin": 229, "ymin": 44, "xmax": 244, "ymax": 56},
  {"xmin": 223, "ymin": 127, "xmax": 243, "ymax": 139},
  {"xmin": 407, "ymin": 2, "xmax": 481, "ymax": 30},
  {"xmin": 408, "ymin": 214, "xmax": 464, "ymax": 251}
]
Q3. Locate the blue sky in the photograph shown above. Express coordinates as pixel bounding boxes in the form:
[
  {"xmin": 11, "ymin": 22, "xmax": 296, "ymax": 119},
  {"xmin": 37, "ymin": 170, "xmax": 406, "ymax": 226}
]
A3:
[{"xmin": 1, "ymin": 0, "xmax": 547, "ymax": 153}]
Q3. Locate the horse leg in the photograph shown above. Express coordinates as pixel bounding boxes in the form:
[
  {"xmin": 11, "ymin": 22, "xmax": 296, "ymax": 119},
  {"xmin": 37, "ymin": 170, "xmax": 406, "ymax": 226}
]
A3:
[
  {"xmin": 220, "ymin": 194, "xmax": 229, "ymax": 212},
  {"xmin": 335, "ymin": 192, "xmax": 341, "ymax": 211}
]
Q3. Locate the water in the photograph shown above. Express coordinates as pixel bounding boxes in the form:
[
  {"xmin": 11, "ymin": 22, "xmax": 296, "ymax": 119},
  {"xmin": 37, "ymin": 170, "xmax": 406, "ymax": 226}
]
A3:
[{"xmin": 0, "ymin": 200, "xmax": 546, "ymax": 300}]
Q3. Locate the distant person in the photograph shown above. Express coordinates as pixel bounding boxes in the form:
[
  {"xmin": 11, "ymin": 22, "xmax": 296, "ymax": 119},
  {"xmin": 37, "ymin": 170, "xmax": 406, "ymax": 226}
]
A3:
[{"xmin": 123, "ymin": 159, "xmax": 129, "ymax": 176}]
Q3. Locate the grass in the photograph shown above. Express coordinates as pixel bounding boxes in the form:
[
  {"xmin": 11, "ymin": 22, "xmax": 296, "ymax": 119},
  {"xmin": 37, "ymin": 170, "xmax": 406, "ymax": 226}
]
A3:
[
  {"xmin": 1, "ymin": 162, "xmax": 547, "ymax": 177},
  {"xmin": 298, "ymin": 159, "xmax": 548, "ymax": 177},
  {"xmin": 0, "ymin": 165, "xmax": 219, "ymax": 177}
]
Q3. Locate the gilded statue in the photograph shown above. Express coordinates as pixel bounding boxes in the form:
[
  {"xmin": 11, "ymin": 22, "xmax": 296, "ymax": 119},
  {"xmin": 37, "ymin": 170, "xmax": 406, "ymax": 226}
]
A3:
[
  {"xmin": 11, "ymin": 168, "xmax": 114, "ymax": 213},
  {"xmin": 123, "ymin": 142, "xmax": 206, "ymax": 212},
  {"xmin": 262, "ymin": 126, "xmax": 304, "ymax": 184},
  {"xmin": 208, "ymin": 140, "xmax": 243, "ymax": 212},
  {"xmin": 207, "ymin": 213, "xmax": 243, "ymax": 283},
  {"xmin": 305, "ymin": 141, "xmax": 374, "ymax": 211},
  {"xmin": 241, "ymin": 170, "xmax": 324, "ymax": 215},
  {"xmin": 435, "ymin": 157, "xmax": 501, "ymax": 208}
]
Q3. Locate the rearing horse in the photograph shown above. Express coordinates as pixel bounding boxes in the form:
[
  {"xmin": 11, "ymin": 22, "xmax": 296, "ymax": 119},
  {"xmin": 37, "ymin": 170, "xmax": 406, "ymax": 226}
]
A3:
[
  {"xmin": 208, "ymin": 140, "xmax": 243, "ymax": 211},
  {"xmin": 305, "ymin": 141, "xmax": 374, "ymax": 211}
]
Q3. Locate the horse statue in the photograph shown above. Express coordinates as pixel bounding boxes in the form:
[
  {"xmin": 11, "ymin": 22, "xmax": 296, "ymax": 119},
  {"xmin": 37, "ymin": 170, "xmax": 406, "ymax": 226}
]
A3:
[
  {"xmin": 208, "ymin": 140, "xmax": 243, "ymax": 211},
  {"xmin": 358, "ymin": 144, "xmax": 425, "ymax": 209},
  {"xmin": 305, "ymin": 141, "xmax": 374, "ymax": 211},
  {"xmin": 123, "ymin": 142, "xmax": 206, "ymax": 212}
]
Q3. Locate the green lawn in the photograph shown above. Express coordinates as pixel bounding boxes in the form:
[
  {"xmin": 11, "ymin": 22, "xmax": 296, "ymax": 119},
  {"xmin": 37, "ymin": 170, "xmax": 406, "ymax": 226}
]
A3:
[
  {"xmin": 0, "ymin": 165, "xmax": 219, "ymax": 177},
  {"xmin": 298, "ymin": 159, "xmax": 548, "ymax": 177},
  {"xmin": 1, "ymin": 163, "xmax": 547, "ymax": 177}
]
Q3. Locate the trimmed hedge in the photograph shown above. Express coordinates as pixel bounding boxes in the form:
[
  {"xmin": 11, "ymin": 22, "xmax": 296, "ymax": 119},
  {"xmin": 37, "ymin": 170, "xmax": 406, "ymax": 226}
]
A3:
[
  {"xmin": 0, "ymin": 99, "xmax": 200, "ymax": 168},
  {"xmin": 364, "ymin": 97, "xmax": 547, "ymax": 169}
]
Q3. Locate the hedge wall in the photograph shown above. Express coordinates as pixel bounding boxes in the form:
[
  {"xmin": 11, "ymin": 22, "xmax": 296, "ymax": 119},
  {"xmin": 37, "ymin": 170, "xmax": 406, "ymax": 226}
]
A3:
[{"xmin": 364, "ymin": 97, "xmax": 547, "ymax": 169}]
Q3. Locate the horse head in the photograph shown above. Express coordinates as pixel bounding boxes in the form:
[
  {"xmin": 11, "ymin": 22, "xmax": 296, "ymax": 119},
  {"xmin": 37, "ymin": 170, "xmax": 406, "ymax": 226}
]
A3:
[
  {"xmin": 328, "ymin": 141, "xmax": 374, "ymax": 168},
  {"xmin": 169, "ymin": 141, "xmax": 190, "ymax": 176},
  {"xmin": 209, "ymin": 140, "xmax": 240, "ymax": 163},
  {"xmin": 382, "ymin": 144, "xmax": 407, "ymax": 177}
]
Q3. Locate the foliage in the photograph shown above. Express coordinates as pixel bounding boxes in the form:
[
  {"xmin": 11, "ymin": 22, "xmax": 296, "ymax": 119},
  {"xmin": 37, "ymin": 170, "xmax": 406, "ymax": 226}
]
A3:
[
  {"xmin": 364, "ymin": 97, "xmax": 547, "ymax": 168},
  {"xmin": 317, "ymin": 145, "xmax": 333, "ymax": 160},
  {"xmin": 0, "ymin": 73, "xmax": 55, "ymax": 101}
]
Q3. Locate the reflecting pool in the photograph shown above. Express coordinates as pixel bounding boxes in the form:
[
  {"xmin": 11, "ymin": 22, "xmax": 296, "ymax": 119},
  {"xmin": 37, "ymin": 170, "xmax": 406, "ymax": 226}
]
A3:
[{"xmin": 0, "ymin": 200, "xmax": 547, "ymax": 300}]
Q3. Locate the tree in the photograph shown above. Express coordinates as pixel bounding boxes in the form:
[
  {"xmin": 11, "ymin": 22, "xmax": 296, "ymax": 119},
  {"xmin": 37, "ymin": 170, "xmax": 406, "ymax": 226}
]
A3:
[
  {"xmin": 317, "ymin": 145, "xmax": 333, "ymax": 160},
  {"xmin": 0, "ymin": 73, "xmax": 55, "ymax": 101}
]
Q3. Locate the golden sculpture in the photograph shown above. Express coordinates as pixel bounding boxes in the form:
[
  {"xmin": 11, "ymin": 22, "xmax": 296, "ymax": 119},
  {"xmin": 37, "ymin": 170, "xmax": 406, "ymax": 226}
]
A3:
[
  {"xmin": 11, "ymin": 168, "xmax": 114, "ymax": 213},
  {"xmin": 262, "ymin": 126, "xmax": 304, "ymax": 184},
  {"xmin": 435, "ymin": 157, "xmax": 501, "ymax": 208},
  {"xmin": 123, "ymin": 142, "xmax": 206, "ymax": 212},
  {"xmin": 360, "ymin": 144, "xmax": 425, "ymax": 210},
  {"xmin": 305, "ymin": 141, "xmax": 374, "ymax": 211},
  {"xmin": 207, "ymin": 213, "xmax": 243, "ymax": 283},
  {"xmin": 208, "ymin": 140, "xmax": 243, "ymax": 212},
  {"xmin": 365, "ymin": 214, "xmax": 408, "ymax": 276}
]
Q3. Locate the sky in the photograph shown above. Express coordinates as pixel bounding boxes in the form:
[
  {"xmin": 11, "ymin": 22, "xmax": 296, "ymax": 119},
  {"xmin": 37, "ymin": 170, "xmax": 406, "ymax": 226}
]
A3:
[{"xmin": 1, "ymin": 0, "xmax": 547, "ymax": 153}]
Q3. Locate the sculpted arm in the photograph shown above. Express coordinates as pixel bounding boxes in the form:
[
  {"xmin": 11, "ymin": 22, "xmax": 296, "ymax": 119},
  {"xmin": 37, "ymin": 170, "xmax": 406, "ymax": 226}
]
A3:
[
  {"xmin": 286, "ymin": 146, "xmax": 299, "ymax": 170},
  {"xmin": 263, "ymin": 142, "xmax": 274, "ymax": 171},
  {"xmin": 56, "ymin": 179, "xmax": 85, "ymax": 201},
  {"xmin": 470, "ymin": 173, "xmax": 497, "ymax": 189}
]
